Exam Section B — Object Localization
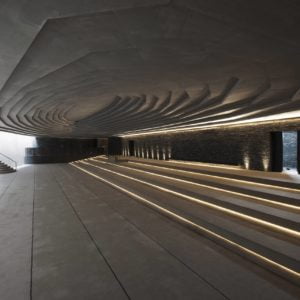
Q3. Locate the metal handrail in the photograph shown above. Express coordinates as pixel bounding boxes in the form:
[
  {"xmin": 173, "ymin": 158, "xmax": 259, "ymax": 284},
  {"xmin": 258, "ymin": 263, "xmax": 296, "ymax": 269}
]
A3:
[{"xmin": 0, "ymin": 152, "xmax": 17, "ymax": 170}]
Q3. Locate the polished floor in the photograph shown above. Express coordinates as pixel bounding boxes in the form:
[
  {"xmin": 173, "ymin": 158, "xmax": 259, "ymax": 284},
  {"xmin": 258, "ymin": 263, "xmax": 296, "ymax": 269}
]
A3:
[{"xmin": 0, "ymin": 162, "xmax": 299, "ymax": 300}]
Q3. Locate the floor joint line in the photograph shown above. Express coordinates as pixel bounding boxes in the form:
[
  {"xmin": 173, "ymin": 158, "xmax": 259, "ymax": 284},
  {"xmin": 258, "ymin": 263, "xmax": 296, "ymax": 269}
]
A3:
[{"xmin": 50, "ymin": 166, "xmax": 132, "ymax": 300}]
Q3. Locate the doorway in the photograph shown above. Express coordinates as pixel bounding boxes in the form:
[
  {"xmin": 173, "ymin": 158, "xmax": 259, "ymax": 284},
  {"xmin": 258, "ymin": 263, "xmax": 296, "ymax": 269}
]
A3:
[
  {"xmin": 129, "ymin": 140, "xmax": 135, "ymax": 156},
  {"xmin": 282, "ymin": 131, "xmax": 298, "ymax": 173}
]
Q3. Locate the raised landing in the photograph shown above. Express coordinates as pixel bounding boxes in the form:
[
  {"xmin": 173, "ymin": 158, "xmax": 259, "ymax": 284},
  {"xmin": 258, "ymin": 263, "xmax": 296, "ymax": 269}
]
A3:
[{"xmin": 0, "ymin": 164, "xmax": 299, "ymax": 300}]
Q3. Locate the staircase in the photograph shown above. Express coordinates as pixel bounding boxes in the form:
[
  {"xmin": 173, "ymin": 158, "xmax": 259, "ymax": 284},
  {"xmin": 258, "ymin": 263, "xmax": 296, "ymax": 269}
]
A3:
[
  {"xmin": 0, "ymin": 161, "xmax": 16, "ymax": 173},
  {"xmin": 0, "ymin": 153, "xmax": 17, "ymax": 174},
  {"xmin": 71, "ymin": 156, "xmax": 300, "ymax": 285}
]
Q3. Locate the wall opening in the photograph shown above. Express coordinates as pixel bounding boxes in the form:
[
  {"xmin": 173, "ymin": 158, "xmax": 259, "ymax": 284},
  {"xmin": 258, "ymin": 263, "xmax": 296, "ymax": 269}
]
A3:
[
  {"xmin": 298, "ymin": 132, "xmax": 300, "ymax": 174},
  {"xmin": 282, "ymin": 131, "xmax": 298, "ymax": 173},
  {"xmin": 0, "ymin": 131, "xmax": 36, "ymax": 167},
  {"xmin": 270, "ymin": 132, "xmax": 283, "ymax": 172},
  {"xmin": 129, "ymin": 140, "xmax": 135, "ymax": 156}
]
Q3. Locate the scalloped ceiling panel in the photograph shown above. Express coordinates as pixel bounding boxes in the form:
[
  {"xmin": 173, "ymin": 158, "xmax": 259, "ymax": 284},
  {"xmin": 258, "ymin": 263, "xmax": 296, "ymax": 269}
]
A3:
[{"xmin": 0, "ymin": 0, "xmax": 300, "ymax": 137}]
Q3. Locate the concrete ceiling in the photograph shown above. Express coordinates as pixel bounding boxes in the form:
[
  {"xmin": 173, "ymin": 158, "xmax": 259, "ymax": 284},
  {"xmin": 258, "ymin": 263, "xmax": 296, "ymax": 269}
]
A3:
[{"xmin": 0, "ymin": 0, "xmax": 300, "ymax": 137}]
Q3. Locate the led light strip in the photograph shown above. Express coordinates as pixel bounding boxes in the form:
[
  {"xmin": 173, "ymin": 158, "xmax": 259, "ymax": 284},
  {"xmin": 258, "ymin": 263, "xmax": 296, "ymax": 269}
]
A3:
[
  {"xmin": 80, "ymin": 160, "xmax": 300, "ymax": 238},
  {"xmin": 168, "ymin": 159, "xmax": 242, "ymax": 170},
  {"xmin": 70, "ymin": 162, "xmax": 300, "ymax": 284},
  {"xmin": 125, "ymin": 160, "xmax": 300, "ymax": 194},
  {"xmin": 89, "ymin": 158, "xmax": 300, "ymax": 211},
  {"xmin": 118, "ymin": 116, "xmax": 300, "ymax": 137}
]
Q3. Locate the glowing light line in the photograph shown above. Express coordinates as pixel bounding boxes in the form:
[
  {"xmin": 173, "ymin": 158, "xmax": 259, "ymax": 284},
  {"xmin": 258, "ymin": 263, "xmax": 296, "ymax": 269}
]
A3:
[
  {"xmin": 168, "ymin": 159, "xmax": 241, "ymax": 170},
  {"xmin": 119, "ymin": 116, "xmax": 300, "ymax": 138}
]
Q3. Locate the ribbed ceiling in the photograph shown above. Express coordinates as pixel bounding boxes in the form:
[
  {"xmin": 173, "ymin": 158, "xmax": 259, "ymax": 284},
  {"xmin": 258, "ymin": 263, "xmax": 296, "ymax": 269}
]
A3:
[{"xmin": 0, "ymin": 0, "xmax": 300, "ymax": 137}]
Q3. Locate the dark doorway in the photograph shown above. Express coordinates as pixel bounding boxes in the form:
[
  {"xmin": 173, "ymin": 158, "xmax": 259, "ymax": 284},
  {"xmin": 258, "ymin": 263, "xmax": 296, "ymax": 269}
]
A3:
[
  {"xmin": 107, "ymin": 137, "xmax": 122, "ymax": 156},
  {"xmin": 129, "ymin": 140, "xmax": 135, "ymax": 156},
  {"xmin": 298, "ymin": 132, "xmax": 300, "ymax": 173},
  {"xmin": 283, "ymin": 131, "xmax": 298, "ymax": 173},
  {"xmin": 271, "ymin": 132, "xmax": 283, "ymax": 172}
]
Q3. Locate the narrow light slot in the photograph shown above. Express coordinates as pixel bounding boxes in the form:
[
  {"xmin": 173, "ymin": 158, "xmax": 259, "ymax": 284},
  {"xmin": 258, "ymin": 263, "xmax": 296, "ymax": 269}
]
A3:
[{"xmin": 119, "ymin": 117, "xmax": 300, "ymax": 138}]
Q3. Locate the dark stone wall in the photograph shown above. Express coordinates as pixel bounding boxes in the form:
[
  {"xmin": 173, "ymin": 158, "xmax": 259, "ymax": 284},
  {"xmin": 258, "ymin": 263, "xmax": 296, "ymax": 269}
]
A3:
[
  {"xmin": 171, "ymin": 129, "xmax": 270, "ymax": 170},
  {"xmin": 25, "ymin": 137, "xmax": 103, "ymax": 163},
  {"xmin": 122, "ymin": 122, "xmax": 300, "ymax": 171}
]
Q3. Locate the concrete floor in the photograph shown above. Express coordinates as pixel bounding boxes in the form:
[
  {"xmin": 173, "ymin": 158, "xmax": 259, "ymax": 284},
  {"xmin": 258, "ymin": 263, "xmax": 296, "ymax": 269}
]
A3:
[{"xmin": 0, "ymin": 164, "xmax": 299, "ymax": 300}]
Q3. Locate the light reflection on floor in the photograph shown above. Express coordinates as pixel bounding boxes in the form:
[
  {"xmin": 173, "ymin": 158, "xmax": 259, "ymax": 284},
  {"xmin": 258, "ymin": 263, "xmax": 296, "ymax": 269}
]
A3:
[{"xmin": 17, "ymin": 164, "xmax": 32, "ymax": 170}]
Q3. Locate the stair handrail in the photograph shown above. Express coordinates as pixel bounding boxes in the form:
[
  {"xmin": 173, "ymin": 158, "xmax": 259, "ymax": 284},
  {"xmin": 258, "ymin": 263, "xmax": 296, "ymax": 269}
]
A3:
[{"xmin": 0, "ymin": 152, "xmax": 17, "ymax": 170}]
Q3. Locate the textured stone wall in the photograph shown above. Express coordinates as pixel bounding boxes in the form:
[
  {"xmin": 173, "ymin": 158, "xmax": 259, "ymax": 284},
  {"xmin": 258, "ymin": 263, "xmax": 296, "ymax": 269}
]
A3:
[
  {"xmin": 171, "ymin": 129, "xmax": 270, "ymax": 171},
  {"xmin": 122, "ymin": 123, "xmax": 300, "ymax": 171},
  {"xmin": 25, "ymin": 138, "xmax": 103, "ymax": 163}
]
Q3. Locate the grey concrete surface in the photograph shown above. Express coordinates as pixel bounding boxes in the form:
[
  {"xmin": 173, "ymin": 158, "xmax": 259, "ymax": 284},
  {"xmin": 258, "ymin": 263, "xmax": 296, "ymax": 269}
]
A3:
[
  {"xmin": 0, "ymin": 168, "xmax": 32, "ymax": 300},
  {"xmin": 49, "ymin": 166, "xmax": 225, "ymax": 300},
  {"xmin": 0, "ymin": 1, "xmax": 300, "ymax": 136},
  {"xmin": 33, "ymin": 166, "xmax": 128, "ymax": 300},
  {"xmin": 1, "ymin": 164, "xmax": 299, "ymax": 299}
]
